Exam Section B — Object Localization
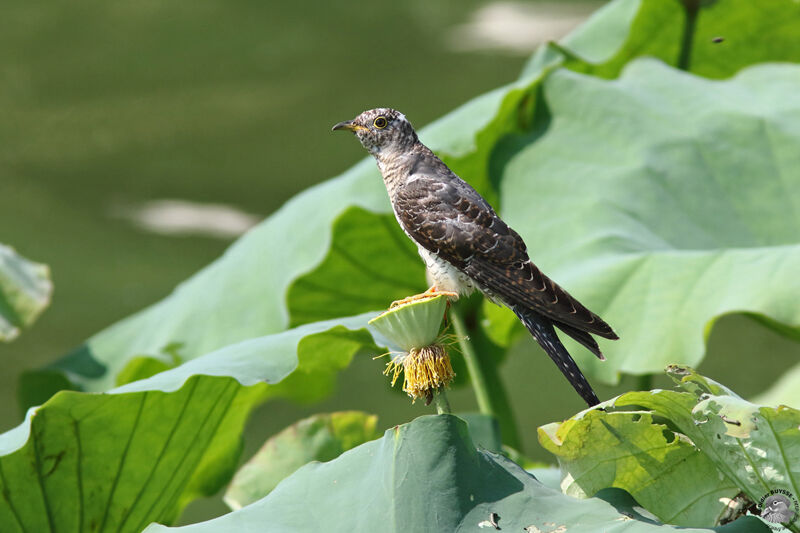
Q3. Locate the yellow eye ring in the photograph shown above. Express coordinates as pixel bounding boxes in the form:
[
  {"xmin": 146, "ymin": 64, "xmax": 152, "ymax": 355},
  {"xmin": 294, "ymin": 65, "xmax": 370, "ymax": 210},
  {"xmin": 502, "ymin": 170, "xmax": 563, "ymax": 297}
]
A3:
[{"xmin": 373, "ymin": 116, "xmax": 388, "ymax": 129}]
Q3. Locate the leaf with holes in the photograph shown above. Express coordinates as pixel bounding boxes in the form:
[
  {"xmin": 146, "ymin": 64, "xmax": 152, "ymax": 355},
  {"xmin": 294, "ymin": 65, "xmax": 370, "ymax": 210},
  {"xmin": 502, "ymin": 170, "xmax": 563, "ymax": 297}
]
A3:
[
  {"xmin": 539, "ymin": 409, "xmax": 740, "ymax": 527},
  {"xmin": 541, "ymin": 366, "xmax": 800, "ymax": 527},
  {"xmin": 617, "ymin": 366, "xmax": 800, "ymax": 521}
]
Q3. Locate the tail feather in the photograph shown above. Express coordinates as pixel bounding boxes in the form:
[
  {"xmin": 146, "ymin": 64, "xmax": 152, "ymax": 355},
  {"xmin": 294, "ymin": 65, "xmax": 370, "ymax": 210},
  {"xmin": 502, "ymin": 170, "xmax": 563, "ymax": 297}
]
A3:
[
  {"xmin": 554, "ymin": 320, "xmax": 605, "ymax": 361},
  {"xmin": 513, "ymin": 305, "xmax": 600, "ymax": 406}
]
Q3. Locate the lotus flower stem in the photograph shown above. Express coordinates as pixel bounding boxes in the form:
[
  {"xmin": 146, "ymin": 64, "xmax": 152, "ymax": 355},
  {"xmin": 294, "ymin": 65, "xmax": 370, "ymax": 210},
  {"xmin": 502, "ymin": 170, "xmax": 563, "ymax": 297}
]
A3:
[
  {"xmin": 433, "ymin": 387, "xmax": 451, "ymax": 415},
  {"xmin": 448, "ymin": 306, "xmax": 494, "ymax": 419}
]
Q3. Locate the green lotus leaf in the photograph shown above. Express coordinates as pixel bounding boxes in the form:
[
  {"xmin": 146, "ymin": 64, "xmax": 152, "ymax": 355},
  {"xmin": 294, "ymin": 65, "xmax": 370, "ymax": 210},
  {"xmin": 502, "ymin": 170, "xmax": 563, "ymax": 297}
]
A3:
[
  {"xmin": 144, "ymin": 415, "xmax": 766, "ymax": 532},
  {"xmin": 751, "ymin": 361, "xmax": 800, "ymax": 409},
  {"xmin": 0, "ymin": 314, "xmax": 380, "ymax": 531},
  {"xmin": 287, "ymin": 13, "xmax": 800, "ymax": 387},
  {"xmin": 495, "ymin": 59, "xmax": 800, "ymax": 381},
  {"xmin": 224, "ymin": 411, "xmax": 506, "ymax": 514},
  {"xmin": 224, "ymin": 411, "xmax": 380, "ymax": 511},
  {"xmin": 455, "ymin": 412, "xmax": 503, "ymax": 454},
  {"xmin": 522, "ymin": 0, "xmax": 800, "ymax": 80},
  {"xmin": 0, "ymin": 244, "xmax": 52, "ymax": 343},
  {"xmin": 288, "ymin": 206, "xmax": 425, "ymax": 326},
  {"xmin": 24, "ymin": 72, "xmax": 539, "ymax": 398}
]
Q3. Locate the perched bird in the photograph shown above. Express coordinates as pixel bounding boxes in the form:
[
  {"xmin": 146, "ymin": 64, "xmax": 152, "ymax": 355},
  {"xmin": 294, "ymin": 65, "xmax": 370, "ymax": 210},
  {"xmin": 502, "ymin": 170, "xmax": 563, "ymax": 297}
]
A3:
[{"xmin": 333, "ymin": 108, "xmax": 618, "ymax": 405}]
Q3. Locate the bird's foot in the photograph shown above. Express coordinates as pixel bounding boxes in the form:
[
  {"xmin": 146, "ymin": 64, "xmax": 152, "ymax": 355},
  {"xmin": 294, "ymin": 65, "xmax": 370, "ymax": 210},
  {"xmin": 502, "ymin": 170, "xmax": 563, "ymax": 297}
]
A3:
[{"xmin": 390, "ymin": 288, "xmax": 459, "ymax": 309}]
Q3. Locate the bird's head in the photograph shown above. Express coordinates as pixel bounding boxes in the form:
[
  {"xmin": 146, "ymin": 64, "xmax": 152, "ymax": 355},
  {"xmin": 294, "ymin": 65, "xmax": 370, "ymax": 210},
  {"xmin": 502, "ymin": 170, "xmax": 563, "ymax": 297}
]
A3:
[
  {"xmin": 332, "ymin": 108, "xmax": 418, "ymax": 156},
  {"xmin": 766, "ymin": 498, "xmax": 789, "ymax": 512}
]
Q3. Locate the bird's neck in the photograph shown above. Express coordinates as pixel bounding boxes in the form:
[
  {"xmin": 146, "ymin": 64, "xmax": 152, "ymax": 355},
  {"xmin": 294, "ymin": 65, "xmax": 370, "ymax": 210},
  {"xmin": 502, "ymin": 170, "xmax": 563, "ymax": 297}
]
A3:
[{"xmin": 374, "ymin": 141, "xmax": 432, "ymax": 196}]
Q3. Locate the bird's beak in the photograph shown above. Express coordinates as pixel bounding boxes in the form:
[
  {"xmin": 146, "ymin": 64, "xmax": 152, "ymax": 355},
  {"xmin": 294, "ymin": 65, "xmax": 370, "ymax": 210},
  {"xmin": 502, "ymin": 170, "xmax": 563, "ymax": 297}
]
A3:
[{"xmin": 332, "ymin": 120, "xmax": 364, "ymax": 132}]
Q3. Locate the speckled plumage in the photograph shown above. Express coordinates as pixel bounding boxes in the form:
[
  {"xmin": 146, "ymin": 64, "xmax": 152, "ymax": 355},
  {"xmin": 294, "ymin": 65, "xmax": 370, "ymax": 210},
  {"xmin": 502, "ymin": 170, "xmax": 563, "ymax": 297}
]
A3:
[{"xmin": 333, "ymin": 108, "xmax": 618, "ymax": 405}]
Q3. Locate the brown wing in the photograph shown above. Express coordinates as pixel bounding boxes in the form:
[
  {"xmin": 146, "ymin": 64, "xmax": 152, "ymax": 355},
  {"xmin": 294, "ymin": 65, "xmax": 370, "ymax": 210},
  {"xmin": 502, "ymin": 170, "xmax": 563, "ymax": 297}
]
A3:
[{"xmin": 392, "ymin": 174, "xmax": 617, "ymax": 340}]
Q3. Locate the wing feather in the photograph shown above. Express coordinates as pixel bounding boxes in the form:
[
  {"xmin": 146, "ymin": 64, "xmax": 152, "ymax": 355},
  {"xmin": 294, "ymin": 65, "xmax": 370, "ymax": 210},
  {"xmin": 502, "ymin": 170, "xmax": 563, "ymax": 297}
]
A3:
[{"xmin": 393, "ymin": 175, "xmax": 617, "ymax": 339}]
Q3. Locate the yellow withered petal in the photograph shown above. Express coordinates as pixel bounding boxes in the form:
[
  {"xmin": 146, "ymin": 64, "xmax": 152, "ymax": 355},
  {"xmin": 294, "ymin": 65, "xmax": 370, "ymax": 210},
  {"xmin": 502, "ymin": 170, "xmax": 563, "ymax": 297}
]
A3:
[{"xmin": 383, "ymin": 344, "xmax": 455, "ymax": 401}]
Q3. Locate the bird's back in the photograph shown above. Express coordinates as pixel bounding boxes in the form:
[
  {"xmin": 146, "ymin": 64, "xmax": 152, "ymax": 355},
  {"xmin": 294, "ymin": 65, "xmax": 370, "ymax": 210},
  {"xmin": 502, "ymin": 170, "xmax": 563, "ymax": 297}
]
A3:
[{"xmin": 387, "ymin": 142, "xmax": 616, "ymax": 340}]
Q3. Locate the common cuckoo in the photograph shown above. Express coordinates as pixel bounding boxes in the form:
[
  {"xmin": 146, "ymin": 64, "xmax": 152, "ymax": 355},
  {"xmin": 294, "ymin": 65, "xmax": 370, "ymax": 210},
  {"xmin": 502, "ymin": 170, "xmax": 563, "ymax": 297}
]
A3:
[{"xmin": 333, "ymin": 108, "xmax": 618, "ymax": 405}]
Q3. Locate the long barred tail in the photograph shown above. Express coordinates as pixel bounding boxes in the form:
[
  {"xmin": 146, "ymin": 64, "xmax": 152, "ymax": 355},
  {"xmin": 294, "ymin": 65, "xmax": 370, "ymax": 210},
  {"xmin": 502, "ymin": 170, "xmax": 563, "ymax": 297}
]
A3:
[{"xmin": 512, "ymin": 305, "xmax": 600, "ymax": 406}]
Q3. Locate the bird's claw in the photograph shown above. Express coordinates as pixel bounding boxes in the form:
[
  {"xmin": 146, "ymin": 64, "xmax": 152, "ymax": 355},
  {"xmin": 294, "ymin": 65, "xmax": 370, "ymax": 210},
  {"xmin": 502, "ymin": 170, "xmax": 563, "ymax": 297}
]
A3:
[{"xmin": 390, "ymin": 289, "xmax": 459, "ymax": 309}]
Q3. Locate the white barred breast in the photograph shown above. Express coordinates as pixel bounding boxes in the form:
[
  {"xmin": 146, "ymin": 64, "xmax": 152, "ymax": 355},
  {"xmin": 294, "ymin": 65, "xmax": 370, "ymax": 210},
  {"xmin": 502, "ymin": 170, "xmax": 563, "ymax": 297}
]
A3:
[{"xmin": 416, "ymin": 245, "xmax": 476, "ymax": 297}]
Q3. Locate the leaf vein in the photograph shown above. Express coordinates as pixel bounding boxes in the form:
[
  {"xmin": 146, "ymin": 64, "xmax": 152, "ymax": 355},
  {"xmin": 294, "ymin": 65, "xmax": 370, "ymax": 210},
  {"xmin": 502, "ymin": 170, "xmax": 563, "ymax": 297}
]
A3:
[
  {"xmin": 98, "ymin": 392, "xmax": 148, "ymax": 531},
  {"xmin": 117, "ymin": 381, "xmax": 199, "ymax": 532},
  {"xmin": 140, "ymin": 380, "xmax": 241, "ymax": 529},
  {"xmin": 0, "ymin": 459, "xmax": 26, "ymax": 532}
]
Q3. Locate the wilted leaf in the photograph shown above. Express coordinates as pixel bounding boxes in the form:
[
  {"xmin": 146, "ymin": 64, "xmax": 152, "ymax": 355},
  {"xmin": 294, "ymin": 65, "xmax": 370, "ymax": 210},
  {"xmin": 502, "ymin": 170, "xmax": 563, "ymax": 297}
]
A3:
[
  {"xmin": 224, "ymin": 411, "xmax": 380, "ymax": 510},
  {"xmin": 539, "ymin": 409, "xmax": 740, "ymax": 526},
  {"xmin": 540, "ymin": 366, "xmax": 800, "ymax": 528},
  {"xmin": 623, "ymin": 367, "xmax": 800, "ymax": 515},
  {"xmin": 0, "ymin": 244, "xmax": 52, "ymax": 342},
  {"xmin": 144, "ymin": 415, "xmax": 766, "ymax": 532}
]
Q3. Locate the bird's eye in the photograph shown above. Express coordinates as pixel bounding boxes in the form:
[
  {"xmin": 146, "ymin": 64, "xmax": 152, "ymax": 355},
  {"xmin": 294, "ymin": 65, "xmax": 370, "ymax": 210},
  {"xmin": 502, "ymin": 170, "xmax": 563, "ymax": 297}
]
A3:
[{"xmin": 373, "ymin": 116, "xmax": 388, "ymax": 129}]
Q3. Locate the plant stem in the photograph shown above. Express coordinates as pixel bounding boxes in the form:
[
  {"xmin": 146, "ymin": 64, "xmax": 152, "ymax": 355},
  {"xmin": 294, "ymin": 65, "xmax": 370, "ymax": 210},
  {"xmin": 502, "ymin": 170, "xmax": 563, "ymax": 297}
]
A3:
[
  {"xmin": 450, "ymin": 307, "xmax": 494, "ymax": 417},
  {"xmin": 678, "ymin": 0, "xmax": 700, "ymax": 71},
  {"xmin": 433, "ymin": 388, "xmax": 451, "ymax": 415},
  {"xmin": 449, "ymin": 305, "xmax": 521, "ymax": 449}
]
